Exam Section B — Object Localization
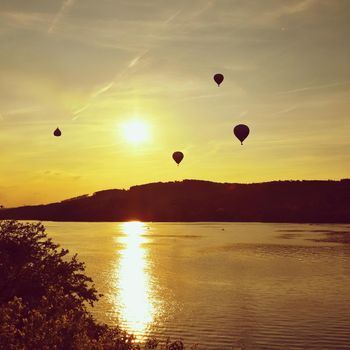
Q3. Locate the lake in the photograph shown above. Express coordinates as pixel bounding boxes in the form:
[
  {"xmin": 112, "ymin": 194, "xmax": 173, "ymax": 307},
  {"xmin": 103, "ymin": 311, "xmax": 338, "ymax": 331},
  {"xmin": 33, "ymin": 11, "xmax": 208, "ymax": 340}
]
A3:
[{"xmin": 44, "ymin": 221, "xmax": 350, "ymax": 350}]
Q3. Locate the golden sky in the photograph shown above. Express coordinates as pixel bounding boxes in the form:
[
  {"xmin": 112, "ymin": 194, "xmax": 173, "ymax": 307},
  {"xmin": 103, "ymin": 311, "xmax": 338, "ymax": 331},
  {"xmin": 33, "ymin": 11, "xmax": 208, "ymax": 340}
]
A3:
[{"xmin": 0, "ymin": 0, "xmax": 350, "ymax": 206}]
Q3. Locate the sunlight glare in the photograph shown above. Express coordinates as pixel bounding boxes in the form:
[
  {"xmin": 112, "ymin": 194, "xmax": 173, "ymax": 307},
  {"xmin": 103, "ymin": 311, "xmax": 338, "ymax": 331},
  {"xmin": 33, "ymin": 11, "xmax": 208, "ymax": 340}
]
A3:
[
  {"xmin": 113, "ymin": 221, "xmax": 155, "ymax": 337},
  {"xmin": 121, "ymin": 120, "xmax": 150, "ymax": 144}
]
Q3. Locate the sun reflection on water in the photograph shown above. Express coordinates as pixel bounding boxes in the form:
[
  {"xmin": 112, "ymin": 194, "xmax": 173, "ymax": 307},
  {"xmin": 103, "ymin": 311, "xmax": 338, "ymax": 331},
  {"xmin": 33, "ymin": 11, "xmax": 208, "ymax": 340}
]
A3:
[{"xmin": 114, "ymin": 221, "xmax": 155, "ymax": 337}]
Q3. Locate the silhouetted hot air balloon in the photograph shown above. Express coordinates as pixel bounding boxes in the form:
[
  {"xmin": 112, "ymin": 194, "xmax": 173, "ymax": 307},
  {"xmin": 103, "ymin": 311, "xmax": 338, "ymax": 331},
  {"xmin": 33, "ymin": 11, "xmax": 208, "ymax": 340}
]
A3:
[
  {"xmin": 213, "ymin": 73, "xmax": 224, "ymax": 87},
  {"xmin": 233, "ymin": 124, "xmax": 249, "ymax": 145},
  {"xmin": 172, "ymin": 151, "xmax": 184, "ymax": 165},
  {"xmin": 53, "ymin": 127, "xmax": 62, "ymax": 137}
]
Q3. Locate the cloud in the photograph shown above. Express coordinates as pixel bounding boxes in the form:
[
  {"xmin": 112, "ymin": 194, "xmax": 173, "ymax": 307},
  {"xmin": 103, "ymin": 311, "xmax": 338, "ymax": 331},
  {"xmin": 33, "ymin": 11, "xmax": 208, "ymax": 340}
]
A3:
[
  {"xmin": 128, "ymin": 48, "xmax": 150, "ymax": 68},
  {"xmin": 5, "ymin": 106, "xmax": 42, "ymax": 116},
  {"xmin": 48, "ymin": 0, "xmax": 76, "ymax": 34},
  {"xmin": 163, "ymin": 9, "xmax": 182, "ymax": 25},
  {"xmin": 278, "ymin": 80, "xmax": 350, "ymax": 95},
  {"xmin": 70, "ymin": 2, "xmax": 218, "ymax": 120},
  {"xmin": 181, "ymin": 93, "xmax": 226, "ymax": 101},
  {"xmin": 274, "ymin": 0, "xmax": 317, "ymax": 18},
  {"xmin": 42, "ymin": 170, "xmax": 82, "ymax": 180},
  {"xmin": 271, "ymin": 106, "xmax": 298, "ymax": 116},
  {"xmin": 0, "ymin": 11, "xmax": 50, "ymax": 31},
  {"xmin": 91, "ymin": 81, "xmax": 115, "ymax": 98},
  {"xmin": 72, "ymin": 104, "xmax": 90, "ymax": 120}
]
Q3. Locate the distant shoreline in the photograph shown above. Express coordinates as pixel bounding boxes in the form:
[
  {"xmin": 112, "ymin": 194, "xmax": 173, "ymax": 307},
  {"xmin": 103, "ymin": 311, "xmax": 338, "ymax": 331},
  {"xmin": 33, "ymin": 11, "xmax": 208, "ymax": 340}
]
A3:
[
  {"xmin": 1, "ymin": 179, "xmax": 350, "ymax": 223},
  {"xmin": 5, "ymin": 220, "xmax": 349, "ymax": 224}
]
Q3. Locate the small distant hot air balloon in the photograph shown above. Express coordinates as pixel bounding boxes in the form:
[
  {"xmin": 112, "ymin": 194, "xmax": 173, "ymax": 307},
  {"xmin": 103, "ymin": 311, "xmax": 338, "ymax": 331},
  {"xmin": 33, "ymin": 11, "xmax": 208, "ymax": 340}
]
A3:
[
  {"xmin": 53, "ymin": 127, "xmax": 62, "ymax": 137},
  {"xmin": 213, "ymin": 73, "xmax": 224, "ymax": 87},
  {"xmin": 233, "ymin": 124, "xmax": 250, "ymax": 145},
  {"xmin": 172, "ymin": 151, "xmax": 184, "ymax": 165}
]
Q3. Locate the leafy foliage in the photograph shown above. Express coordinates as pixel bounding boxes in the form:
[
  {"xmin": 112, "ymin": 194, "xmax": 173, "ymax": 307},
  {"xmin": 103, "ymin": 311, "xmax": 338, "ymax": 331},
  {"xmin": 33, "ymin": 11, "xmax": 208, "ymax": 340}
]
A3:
[
  {"xmin": 0, "ymin": 220, "xmax": 98, "ymax": 308},
  {"xmin": 0, "ymin": 294, "xmax": 137, "ymax": 350},
  {"xmin": 0, "ymin": 221, "xmax": 192, "ymax": 349}
]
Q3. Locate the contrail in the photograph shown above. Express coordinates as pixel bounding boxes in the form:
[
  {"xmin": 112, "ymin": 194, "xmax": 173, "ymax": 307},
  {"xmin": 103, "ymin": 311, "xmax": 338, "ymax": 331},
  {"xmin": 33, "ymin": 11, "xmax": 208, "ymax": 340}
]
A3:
[
  {"xmin": 190, "ymin": 1, "xmax": 214, "ymax": 20},
  {"xmin": 72, "ymin": 104, "xmax": 91, "ymax": 120},
  {"xmin": 182, "ymin": 93, "xmax": 223, "ymax": 101},
  {"xmin": 72, "ymin": 2, "xmax": 213, "ymax": 120},
  {"xmin": 163, "ymin": 9, "xmax": 182, "ymax": 25},
  {"xmin": 48, "ymin": 0, "xmax": 76, "ymax": 34},
  {"xmin": 278, "ymin": 80, "xmax": 350, "ymax": 95},
  {"xmin": 128, "ymin": 49, "xmax": 150, "ymax": 68},
  {"xmin": 73, "ymin": 47, "xmax": 153, "ymax": 120},
  {"xmin": 91, "ymin": 82, "xmax": 115, "ymax": 98},
  {"xmin": 271, "ymin": 106, "xmax": 298, "ymax": 115}
]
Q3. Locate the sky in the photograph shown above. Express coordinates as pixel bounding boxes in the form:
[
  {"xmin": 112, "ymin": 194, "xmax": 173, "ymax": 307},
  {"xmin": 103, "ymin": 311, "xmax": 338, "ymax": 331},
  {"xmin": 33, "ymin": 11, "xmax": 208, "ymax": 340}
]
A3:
[{"xmin": 0, "ymin": 0, "xmax": 350, "ymax": 207}]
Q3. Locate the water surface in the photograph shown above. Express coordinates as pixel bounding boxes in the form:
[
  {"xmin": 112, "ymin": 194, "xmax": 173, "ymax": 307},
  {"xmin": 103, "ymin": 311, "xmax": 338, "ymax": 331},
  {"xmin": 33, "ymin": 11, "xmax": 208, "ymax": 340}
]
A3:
[{"xmin": 45, "ymin": 222, "xmax": 350, "ymax": 349}]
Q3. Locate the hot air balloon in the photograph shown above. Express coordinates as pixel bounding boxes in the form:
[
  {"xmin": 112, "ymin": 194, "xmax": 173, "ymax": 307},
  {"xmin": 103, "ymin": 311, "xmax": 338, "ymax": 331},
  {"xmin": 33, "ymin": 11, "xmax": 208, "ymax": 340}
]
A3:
[
  {"xmin": 53, "ymin": 127, "xmax": 62, "ymax": 137},
  {"xmin": 233, "ymin": 124, "xmax": 249, "ymax": 145},
  {"xmin": 213, "ymin": 73, "xmax": 224, "ymax": 87},
  {"xmin": 172, "ymin": 151, "xmax": 184, "ymax": 165}
]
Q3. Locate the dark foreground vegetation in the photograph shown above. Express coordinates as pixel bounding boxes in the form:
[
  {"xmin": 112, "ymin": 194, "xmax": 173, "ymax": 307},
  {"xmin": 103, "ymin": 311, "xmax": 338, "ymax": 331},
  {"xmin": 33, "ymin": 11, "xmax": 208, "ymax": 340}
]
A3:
[
  {"xmin": 1, "ymin": 179, "xmax": 350, "ymax": 223},
  {"xmin": 0, "ymin": 221, "xmax": 190, "ymax": 350}
]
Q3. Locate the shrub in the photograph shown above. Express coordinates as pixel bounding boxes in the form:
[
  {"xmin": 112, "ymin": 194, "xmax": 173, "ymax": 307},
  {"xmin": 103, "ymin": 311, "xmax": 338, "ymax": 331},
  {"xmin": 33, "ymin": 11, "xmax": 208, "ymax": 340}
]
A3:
[
  {"xmin": 0, "ymin": 221, "xmax": 191, "ymax": 350},
  {"xmin": 0, "ymin": 220, "xmax": 140, "ymax": 349}
]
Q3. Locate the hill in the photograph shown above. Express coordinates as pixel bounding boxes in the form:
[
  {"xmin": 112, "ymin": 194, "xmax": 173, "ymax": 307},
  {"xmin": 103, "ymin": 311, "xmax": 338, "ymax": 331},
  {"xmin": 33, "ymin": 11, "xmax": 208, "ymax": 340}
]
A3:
[{"xmin": 0, "ymin": 179, "xmax": 350, "ymax": 223}]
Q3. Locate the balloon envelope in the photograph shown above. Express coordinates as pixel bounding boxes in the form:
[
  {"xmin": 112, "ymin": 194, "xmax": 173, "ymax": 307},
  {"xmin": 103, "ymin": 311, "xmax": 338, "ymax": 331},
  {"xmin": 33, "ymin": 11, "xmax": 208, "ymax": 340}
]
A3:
[
  {"xmin": 213, "ymin": 73, "xmax": 224, "ymax": 86},
  {"xmin": 233, "ymin": 124, "xmax": 249, "ymax": 145},
  {"xmin": 172, "ymin": 151, "xmax": 184, "ymax": 165},
  {"xmin": 53, "ymin": 127, "xmax": 62, "ymax": 137}
]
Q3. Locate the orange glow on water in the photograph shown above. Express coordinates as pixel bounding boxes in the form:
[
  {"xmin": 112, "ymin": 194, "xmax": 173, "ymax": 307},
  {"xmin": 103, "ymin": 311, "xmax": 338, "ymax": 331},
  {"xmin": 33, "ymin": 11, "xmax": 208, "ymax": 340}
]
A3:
[{"xmin": 114, "ymin": 221, "xmax": 155, "ymax": 336}]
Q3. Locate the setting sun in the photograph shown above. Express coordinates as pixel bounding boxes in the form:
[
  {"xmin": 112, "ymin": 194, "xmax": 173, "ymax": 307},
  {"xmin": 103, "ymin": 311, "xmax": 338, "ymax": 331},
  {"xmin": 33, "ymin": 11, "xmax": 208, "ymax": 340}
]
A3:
[{"xmin": 121, "ymin": 120, "xmax": 150, "ymax": 145}]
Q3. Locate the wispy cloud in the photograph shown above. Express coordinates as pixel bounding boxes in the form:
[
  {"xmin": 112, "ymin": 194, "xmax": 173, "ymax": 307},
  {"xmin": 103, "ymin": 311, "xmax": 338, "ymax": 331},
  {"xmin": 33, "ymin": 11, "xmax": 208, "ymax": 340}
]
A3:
[
  {"xmin": 72, "ymin": 104, "xmax": 91, "ymax": 120},
  {"xmin": 271, "ymin": 106, "xmax": 298, "ymax": 116},
  {"xmin": 71, "ymin": 2, "xmax": 215, "ymax": 120},
  {"xmin": 189, "ymin": 1, "xmax": 214, "ymax": 20},
  {"xmin": 239, "ymin": 110, "xmax": 248, "ymax": 118},
  {"xmin": 285, "ymin": 0, "xmax": 317, "ymax": 15},
  {"xmin": 219, "ymin": 0, "xmax": 319, "ymax": 30},
  {"xmin": 91, "ymin": 81, "xmax": 115, "ymax": 98},
  {"xmin": 71, "ymin": 7, "xmax": 184, "ymax": 120},
  {"xmin": 40, "ymin": 170, "xmax": 82, "ymax": 181},
  {"xmin": 127, "ymin": 48, "xmax": 150, "ymax": 68},
  {"xmin": 163, "ymin": 9, "xmax": 182, "ymax": 25},
  {"xmin": 5, "ymin": 106, "xmax": 42, "ymax": 116},
  {"xmin": 0, "ymin": 11, "xmax": 49, "ymax": 31},
  {"xmin": 262, "ymin": 0, "xmax": 317, "ymax": 22},
  {"xmin": 48, "ymin": 0, "xmax": 76, "ymax": 34},
  {"xmin": 182, "ymin": 93, "xmax": 225, "ymax": 101},
  {"xmin": 278, "ymin": 80, "xmax": 350, "ymax": 95}
]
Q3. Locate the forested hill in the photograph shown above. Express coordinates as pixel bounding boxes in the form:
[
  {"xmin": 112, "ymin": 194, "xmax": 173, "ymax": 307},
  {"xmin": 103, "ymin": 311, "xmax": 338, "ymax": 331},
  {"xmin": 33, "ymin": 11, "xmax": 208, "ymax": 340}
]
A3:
[{"xmin": 1, "ymin": 180, "xmax": 350, "ymax": 223}]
